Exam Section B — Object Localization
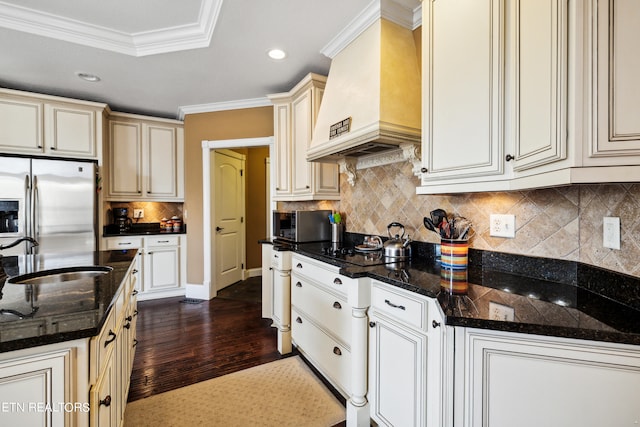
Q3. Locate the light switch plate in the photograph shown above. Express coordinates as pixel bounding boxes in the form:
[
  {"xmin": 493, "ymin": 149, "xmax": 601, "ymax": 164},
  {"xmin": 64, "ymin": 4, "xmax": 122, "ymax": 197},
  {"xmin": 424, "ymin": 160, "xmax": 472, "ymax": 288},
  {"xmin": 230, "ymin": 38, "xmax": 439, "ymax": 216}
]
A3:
[
  {"xmin": 490, "ymin": 214, "xmax": 516, "ymax": 238},
  {"xmin": 603, "ymin": 217, "xmax": 620, "ymax": 250}
]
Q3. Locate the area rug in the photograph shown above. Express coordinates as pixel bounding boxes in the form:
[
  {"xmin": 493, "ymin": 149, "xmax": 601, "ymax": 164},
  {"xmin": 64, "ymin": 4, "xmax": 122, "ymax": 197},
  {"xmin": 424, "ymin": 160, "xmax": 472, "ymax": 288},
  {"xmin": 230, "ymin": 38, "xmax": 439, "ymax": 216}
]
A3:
[{"xmin": 123, "ymin": 356, "xmax": 346, "ymax": 427}]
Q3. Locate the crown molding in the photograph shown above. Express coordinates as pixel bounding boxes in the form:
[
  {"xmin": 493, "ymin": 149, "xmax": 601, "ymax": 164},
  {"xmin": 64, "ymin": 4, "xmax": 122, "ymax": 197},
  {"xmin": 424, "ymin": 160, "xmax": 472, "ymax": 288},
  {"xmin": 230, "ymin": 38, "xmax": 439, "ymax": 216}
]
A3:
[
  {"xmin": 0, "ymin": 0, "xmax": 222, "ymax": 56},
  {"xmin": 178, "ymin": 97, "xmax": 272, "ymax": 120},
  {"xmin": 320, "ymin": 0, "xmax": 421, "ymax": 59}
]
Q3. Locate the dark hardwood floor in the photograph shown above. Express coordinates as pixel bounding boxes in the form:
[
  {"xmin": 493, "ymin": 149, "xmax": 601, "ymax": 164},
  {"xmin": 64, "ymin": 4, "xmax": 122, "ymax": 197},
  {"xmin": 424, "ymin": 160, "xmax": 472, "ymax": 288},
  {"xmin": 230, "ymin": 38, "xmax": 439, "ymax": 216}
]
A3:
[{"xmin": 128, "ymin": 277, "xmax": 286, "ymax": 402}]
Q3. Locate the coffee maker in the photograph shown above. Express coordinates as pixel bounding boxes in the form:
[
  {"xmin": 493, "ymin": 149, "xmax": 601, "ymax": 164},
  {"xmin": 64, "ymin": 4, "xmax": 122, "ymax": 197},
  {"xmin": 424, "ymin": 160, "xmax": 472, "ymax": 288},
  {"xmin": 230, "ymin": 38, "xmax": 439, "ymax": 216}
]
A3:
[{"xmin": 112, "ymin": 207, "xmax": 132, "ymax": 233}]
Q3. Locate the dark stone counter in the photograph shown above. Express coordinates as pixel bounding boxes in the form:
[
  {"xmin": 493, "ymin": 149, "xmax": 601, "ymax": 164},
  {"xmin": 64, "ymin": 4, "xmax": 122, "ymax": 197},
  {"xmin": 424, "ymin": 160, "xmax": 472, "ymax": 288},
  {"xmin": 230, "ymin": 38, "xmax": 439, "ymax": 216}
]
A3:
[
  {"xmin": 262, "ymin": 236, "xmax": 640, "ymax": 346},
  {"xmin": 0, "ymin": 250, "xmax": 137, "ymax": 353}
]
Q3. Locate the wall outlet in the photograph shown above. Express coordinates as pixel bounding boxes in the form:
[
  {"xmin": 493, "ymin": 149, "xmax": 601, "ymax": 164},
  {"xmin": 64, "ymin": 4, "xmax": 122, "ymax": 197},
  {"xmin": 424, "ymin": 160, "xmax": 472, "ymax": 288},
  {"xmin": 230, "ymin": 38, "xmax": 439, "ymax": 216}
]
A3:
[
  {"xmin": 490, "ymin": 214, "xmax": 516, "ymax": 238},
  {"xmin": 603, "ymin": 217, "xmax": 620, "ymax": 250},
  {"xmin": 133, "ymin": 209, "xmax": 144, "ymax": 219},
  {"xmin": 489, "ymin": 301, "xmax": 515, "ymax": 321}
]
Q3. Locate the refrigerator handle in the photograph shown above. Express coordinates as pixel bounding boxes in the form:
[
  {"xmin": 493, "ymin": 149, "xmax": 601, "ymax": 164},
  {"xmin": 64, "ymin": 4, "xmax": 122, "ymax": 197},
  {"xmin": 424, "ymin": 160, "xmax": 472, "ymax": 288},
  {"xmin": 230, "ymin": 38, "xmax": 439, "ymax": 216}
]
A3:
[
  {"xmin": 25, "ymin": 174, "xmax": 31, "ymax": 238},
  {"xmin": 32, "ymin": 175, "xmax": 39, "ymax": 253}
]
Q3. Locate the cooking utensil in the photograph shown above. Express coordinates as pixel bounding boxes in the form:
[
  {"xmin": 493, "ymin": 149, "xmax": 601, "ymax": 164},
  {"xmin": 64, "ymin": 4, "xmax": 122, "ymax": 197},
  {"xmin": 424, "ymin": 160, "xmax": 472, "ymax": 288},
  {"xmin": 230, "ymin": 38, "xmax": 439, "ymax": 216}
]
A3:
[
  {"xmin": 423, "ymin": 217, "xmax": 438, "ymax": 233},
  {"xmin": 384, "ymin": 222, "xmax": 412, "ymax": 259}
]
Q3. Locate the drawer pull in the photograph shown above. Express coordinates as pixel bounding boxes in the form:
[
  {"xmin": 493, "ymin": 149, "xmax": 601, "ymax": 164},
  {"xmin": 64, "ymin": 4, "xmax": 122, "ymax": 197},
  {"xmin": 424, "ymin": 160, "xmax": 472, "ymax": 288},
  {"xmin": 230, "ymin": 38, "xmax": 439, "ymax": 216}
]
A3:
[
  {"xmin": 333, "ymin": 301, "xmax": 342, "ymax": 309},
  {"xmin": 124, "ymin": 322, "xmax": 131, "ymax": 330},
  {"xmin": 132, "ymin": 269, "xmax": 138, "ymax": 274},
  {"xmin": 384, "ymin": 299, "xmax": 406, "ymax": 310},
  {"xmin": 432, "ymin": 320, "xmax": 441, "ymax": 328},
  {"xmin": 296, "ymin": 317, "xmax": 303, "ymax": 324},
  {"xmin": 369, "ymin": 321, "xmax": 376, "ymax": 328},
  {"xmin": 99, "ymin": 395, "xmax": 112, "ymax": 407},
  {"xmin": 126, "ymin": 315, "xmax": 133, "ymax": 322},
  {"xmin": 132, "ymin": 290, "xmax": 139, "ymax": 296},
  {"xmin": 274, "ymin": 254, "xmax": 279, "ymax": 259},
  {"xmin": 104, "ymin": 330, "xmax": 116, "ymax": 347},
  {"xmin": 333, "ymin": 346, "xmax": 342, "ymax": 356},
  {"xmin": 158, "ymin": 240, "xmax": 170, "ymax": 243},
  {"xmin": 133, "ymin": 339, "xmax": 138, "ymax": 347},
  {"xmin": 133, "ymin": 310, "xmax": 139, "ymax": 317},
  {"xmin": 296, "ymin": 263, "xmax": 303, "ymax": 268},
  {"xmin": 118, "ymin": 242, "xmax": 131, "ymax": 246},
  {"xmin": 295, "ymin": 282, "xmax": 302, "ymax": 288},
  {"xmin": 333, "ymin": 278, "xmax": 342, "ymax": 285}
]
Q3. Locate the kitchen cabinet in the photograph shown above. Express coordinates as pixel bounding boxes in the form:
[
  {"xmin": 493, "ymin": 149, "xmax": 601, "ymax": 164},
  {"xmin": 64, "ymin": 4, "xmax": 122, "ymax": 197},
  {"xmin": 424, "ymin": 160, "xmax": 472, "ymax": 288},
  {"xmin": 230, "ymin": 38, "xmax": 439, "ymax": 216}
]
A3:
[
  {"xmin": 269, "ymin": 73, "xmax": 340, "ymax": 201},
  {"xmin": 368, "ymin": 280, "xmax": 446, "ymax": 427},
  {"xmin": 106, "ymin": 112, "xmax": 184, "ymax": 201},
  {"xmin": 454, "ymin": 327, "xmax": 640, "ymax": 427},
  {"xmin": 290, "ymin": 253, "xmax": 370, "ymax": 426},
  {"xmin": 102, "ymin": 235, "xmax": 186, "ymax": 300},
  {"xmin": 0, "ymin": 88, "xmax": 106, "ymax": 159},
  {"xmin": 419, "ymin": 1, "xmax": 640, "ymax": 194}
]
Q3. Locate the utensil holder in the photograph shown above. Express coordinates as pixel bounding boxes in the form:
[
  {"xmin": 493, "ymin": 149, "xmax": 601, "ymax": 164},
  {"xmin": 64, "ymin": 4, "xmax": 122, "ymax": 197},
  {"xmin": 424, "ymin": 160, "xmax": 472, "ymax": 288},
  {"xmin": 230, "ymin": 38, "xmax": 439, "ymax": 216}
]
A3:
[
  {"xmin": 440, "ymin": 239, "xmax": 469, "ymax": 269},
  {"xmin": 331, "ymin": 223, "xmax": 343, "ymax": 244}
]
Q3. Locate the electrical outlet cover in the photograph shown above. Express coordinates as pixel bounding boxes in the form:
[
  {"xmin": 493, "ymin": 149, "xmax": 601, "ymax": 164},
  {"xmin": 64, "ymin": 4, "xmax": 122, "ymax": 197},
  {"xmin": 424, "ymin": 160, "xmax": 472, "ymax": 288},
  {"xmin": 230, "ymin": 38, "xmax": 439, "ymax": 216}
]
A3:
[
  {"xmin": 489, "ymin": 301, "xmax": 515, "ymax": 322},
  {"xmin": 134, "ymin": 209, "xmax": 144, "ymax": 219},
  {"xmin": 490, "ymin": 214, "xmax": 516, "ymax": 238}
]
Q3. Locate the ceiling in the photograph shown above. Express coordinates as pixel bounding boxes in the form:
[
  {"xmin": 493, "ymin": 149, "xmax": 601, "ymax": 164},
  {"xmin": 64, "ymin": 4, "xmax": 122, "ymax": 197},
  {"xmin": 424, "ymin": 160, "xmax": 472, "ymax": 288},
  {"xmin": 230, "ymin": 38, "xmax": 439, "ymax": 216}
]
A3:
[{"xmin": 0, "ymin": 0, "xmax": 377, "ymax": 119}]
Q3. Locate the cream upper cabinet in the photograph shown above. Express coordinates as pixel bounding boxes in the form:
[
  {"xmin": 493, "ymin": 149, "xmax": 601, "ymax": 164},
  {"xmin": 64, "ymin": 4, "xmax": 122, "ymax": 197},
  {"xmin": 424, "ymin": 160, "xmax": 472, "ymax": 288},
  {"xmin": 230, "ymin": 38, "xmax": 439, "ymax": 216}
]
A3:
[
  {"xmin": 269, "ymin": 73, "xmax": 340, "ymax": 201},
  {"xmin": 585, "ymin": 0, "xmax": 640, "ymax": 165},
  {"xmin": 0, "ymin": 88, "xmax": 105, "ymax": 159},
  {"xmin": 106, "ymin": 113, "xmax": 184, "ymax": 201},
  {"xmin": 419, "ymin": 0, "xmax": 640, "ymax": 194}
]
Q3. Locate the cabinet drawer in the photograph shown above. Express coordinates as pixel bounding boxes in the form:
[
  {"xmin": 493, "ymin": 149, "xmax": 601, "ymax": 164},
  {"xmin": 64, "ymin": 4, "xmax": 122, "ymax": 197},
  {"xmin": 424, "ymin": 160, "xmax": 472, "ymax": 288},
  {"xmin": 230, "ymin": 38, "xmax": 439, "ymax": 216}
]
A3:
[
  {"xmin": 270, "ymin": 249, "xmax": 291, "ymax": 270},
  {"xmin": 292, "ymin": 308, "xmax": 351, "ymax": 396},
  {"xmin": 105, "ymin": 237, "xmax": 143, "ymax": 250},
  {"xmin": 90, "ymin": 306, "xmax": 117, "ymax": 382},
  {"xmin": 146, "ymin": 235, "xmax": 179, "ymax": 247},
  {"xmin": 371, "ymin": 281, "xmax": 429, "ymax": 331},
  {"xmin": 291, "ymin": 254, "xmax": 350, "ymax": 297},
  {"xmin": 291, "ymin": 278, "xmax": 351, "ymax": 345}
]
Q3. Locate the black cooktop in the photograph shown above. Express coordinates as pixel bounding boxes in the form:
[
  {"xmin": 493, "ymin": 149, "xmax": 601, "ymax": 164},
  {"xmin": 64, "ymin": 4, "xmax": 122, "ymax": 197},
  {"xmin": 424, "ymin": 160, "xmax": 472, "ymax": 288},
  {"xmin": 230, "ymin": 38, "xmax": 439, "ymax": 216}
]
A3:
[{"xmin": 317, "ymin": 244, "xmax": 393, "ymax": 267}]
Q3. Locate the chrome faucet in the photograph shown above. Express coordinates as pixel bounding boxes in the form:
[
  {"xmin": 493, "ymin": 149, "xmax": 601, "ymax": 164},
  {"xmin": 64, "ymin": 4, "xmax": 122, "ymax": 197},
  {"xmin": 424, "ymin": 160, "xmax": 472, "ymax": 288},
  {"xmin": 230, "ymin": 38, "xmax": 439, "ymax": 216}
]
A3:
[{"xmin": 0, "ymin": 237, "xmax": 39, "ymax": 252}]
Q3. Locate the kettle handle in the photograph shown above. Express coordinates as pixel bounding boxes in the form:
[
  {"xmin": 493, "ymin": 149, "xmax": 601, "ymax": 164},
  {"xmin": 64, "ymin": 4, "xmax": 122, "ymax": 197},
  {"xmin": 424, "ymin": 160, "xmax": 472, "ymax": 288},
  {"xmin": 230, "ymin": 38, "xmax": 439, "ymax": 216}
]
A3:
[{"xmin": 387, "ymin": 222, "xmax": 405, "ymax": 238}]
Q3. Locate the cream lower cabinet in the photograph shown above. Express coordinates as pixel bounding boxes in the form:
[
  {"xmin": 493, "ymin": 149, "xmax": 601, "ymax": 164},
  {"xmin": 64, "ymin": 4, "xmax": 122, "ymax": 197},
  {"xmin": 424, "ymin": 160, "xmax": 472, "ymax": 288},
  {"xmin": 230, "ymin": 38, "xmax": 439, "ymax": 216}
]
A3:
[
  {"xmin": 103, "ymin": 235, "xmax": 185, "ymax": 300},
  {"xmin": 368, "ymin": 281, "xmax": 445, "ymax": 427},
  {"xmin": 0, "ymin": 88, "xmax": 105, "ymax": 159},
  {"xmin": 106, "ymin": 113, "xmax": 184, "ymax": 201},
  {"xmin": 269, "ymin": 73, "xmax": 340, "ymax": 201},
  {"xmin": 290, "ymin": 253, "xmax": 370, "ymax": 427},
  {"xmin": 455, "ymin": 328, "xmax": 640, "ymax": 427}
]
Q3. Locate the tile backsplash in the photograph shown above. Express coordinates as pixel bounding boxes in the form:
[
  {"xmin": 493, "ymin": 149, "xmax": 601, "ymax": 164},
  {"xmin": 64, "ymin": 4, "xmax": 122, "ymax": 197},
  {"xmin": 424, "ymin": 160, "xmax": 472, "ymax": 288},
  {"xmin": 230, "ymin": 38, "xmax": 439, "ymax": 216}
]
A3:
[
  {"xmin": 280, "ymin": 161, "xmax": 640, "ymax": 278},
  {"xmin": 106, "ymin": 202, "xmax": 184, "ymax": 224}
]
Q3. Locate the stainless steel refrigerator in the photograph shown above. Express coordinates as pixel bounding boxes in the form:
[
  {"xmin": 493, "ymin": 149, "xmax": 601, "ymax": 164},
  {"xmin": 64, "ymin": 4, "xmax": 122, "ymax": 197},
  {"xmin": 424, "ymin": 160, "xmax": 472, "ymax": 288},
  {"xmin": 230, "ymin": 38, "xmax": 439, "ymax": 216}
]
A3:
[{"xmin": 0, "ymin": 156, "xmax": 97, "ymax": 256}]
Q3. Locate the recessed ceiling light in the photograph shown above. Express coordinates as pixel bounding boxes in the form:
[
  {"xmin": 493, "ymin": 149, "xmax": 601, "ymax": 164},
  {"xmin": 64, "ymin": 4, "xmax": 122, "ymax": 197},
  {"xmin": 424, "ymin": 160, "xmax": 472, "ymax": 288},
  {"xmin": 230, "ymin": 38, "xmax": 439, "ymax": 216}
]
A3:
[
  {"xmin": 267, "ymin": 49, "xmax": 286, "ymax": 60},
  {"xmin": 76, "ymin": 72, "xmax": 101, "ymax": 82}
]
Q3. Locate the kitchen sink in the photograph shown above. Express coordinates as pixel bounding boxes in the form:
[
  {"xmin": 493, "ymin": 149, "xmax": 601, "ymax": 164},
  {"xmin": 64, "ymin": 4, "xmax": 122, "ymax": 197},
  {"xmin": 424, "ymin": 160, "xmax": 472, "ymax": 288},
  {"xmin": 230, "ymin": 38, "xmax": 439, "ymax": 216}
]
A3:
[{"xmin": 7, "ymin": 266, "xmax": 113, "ymax": 285}]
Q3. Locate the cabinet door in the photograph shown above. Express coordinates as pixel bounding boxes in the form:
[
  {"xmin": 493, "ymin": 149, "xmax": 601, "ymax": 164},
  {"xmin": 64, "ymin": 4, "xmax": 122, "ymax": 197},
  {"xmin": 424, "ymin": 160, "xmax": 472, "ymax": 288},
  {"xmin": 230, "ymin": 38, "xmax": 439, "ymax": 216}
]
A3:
[
  {"xmin": 292, "ymin": 88, "xmax": 313, "ymax": 195},
  {"xmin": 509, "ymin": 0, "xmax": 568, "ymax": 171},
  {"xmin": 0, "ymin": 97, "xmax": 44, "ymax": 154},
  {"xmin": 422, "ymin": 0, "xmax": 505, "ymax": 182},
  {"xmin": 145, "ymin": 246, "xmax": 179, "ymax": 292},
  {"xmin": 460, "ymin": 328, "xmax": 640, "ymax": 427},
  {"xmin": 108, "ymin": 120, "xmax": 143, "ymax": 198},
  {"xmin": 45, "ymin": 104, "xmax": 97, "ymax": 157},
  {"xmin": 273, "ymin": 102, "xmax": 292, "ymax": 196},
  {"xmin": 588, "ymin": 0, "xmax": 640, "ymax": 161},
  {"xmin": 369, "ymin": 313, "xmax": 427, "ymax": 427},
  {"xmin": 0, "ymin": 349, "xmax": 71, "ymax": 427},
  {"xmin": 146, "ymin": 124, "xmax": 178, "ymax": 198},
  {"xmin": 91, "ymin": 353, "xmax": 116, "ymax": 427}
]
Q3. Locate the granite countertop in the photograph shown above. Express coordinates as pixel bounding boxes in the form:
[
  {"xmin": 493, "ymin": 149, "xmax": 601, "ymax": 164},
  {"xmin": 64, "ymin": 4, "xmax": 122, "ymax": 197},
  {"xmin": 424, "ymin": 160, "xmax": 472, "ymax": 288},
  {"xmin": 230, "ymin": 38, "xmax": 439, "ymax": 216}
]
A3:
[
  {"xmin": 0, "ymin": 250, "xmax": 137, "ymax": 353},
  {"xmin": 264, "ymin": 237, "xmax": 640, "ymax": 346},
  {"xmin": 103, "ymin": 222, "xmax": 186, "ymax": 237}
]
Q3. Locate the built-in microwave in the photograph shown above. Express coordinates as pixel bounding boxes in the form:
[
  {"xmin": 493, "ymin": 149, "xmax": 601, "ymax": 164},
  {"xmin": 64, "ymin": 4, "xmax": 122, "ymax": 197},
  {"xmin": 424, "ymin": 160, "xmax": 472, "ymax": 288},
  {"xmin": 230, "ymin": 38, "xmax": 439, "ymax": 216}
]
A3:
[{"xmin": 273, "ymin": 210, "xmax": 332, "ymax": 242}]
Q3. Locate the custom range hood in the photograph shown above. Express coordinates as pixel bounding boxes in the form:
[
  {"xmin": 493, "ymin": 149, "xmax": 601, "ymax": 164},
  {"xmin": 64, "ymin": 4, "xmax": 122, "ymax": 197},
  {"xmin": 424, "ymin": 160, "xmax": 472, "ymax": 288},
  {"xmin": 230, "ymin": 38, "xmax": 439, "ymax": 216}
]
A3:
[{"xmin": 307, "ymin": 0, "xmax": 422, "ymax": 183}]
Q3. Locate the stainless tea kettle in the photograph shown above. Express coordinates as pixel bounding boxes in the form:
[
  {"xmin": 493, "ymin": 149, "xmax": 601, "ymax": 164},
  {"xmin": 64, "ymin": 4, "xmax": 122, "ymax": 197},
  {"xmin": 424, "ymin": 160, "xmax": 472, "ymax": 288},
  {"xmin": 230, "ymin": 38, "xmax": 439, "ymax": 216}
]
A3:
[{"xmin": 384, "ymin": 222, "xmax": 412, "ymax": 259}]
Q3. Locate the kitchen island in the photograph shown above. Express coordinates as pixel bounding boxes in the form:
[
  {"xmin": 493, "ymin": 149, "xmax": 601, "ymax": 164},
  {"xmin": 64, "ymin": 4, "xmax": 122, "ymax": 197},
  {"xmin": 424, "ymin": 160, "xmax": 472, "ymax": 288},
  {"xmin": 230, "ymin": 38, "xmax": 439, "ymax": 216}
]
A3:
[{"xmin": 0, "ymin": 249, "xmax": 139, "ymax": 427}]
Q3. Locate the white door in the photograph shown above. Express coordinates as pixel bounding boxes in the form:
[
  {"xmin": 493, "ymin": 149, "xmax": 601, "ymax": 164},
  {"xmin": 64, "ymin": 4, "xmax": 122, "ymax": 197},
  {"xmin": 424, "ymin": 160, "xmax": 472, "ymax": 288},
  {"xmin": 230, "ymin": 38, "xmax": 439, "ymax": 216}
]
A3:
[{"xmin": 213, "ymin": 150, "xmax": 245, "ymax": 291}]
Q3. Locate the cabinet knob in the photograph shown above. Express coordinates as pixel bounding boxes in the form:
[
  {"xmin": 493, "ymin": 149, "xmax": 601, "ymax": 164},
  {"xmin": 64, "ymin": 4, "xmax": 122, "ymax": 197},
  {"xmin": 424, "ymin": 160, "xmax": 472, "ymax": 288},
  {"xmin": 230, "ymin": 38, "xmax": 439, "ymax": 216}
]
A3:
[
  {"xmin": 126, "ymin": 315, "xmax": 133, "ymax": 322},
  {"xmin": 432, "ymin": 320, "xmax": 441, "ymax": 328},
  {"xmin": 296, "ymin": 317, "xmax": 302, "ymax": 324},
  {"xmin": 333, "ymin": 278, "xmax": 342, "ymax": 285},
  {"xmin": 132, "ymin": 269, "xmax": 138, "ymax": 274},
  {"xmin": 505, "ymin": 154, "xmax": 515, "ymax": 162},
  {"xmin": 37, "ymin": 145, "xmax": 43, "ymax": 149},
  {"xmin": 332, "ymin": 301, "xmax": 342, "ymax": 309},
  {"xmin": 333, "ymin": 346, "xmax": 342, "ymax": 356},
  {"xmin": 99, "ymin": 395, "xmax": 112, "ymax": 407},
  {"xmin": 104, "ymin": 330, "xmax": 116, "ymax": 347},
  {"xmin": 420, "ymin": 167, "xmax": 428, "ymax": 173},
  {"xmin": 295, "ymin": 282, "xmax": 302, "ymax": 288},
  {"xmin": 50, "ymin": 146, "xmax": 56, "ymax": 150},
  {"xmin": 369, "ymin": 321, "xmax": 376, "ymax": 328},
  {"xmin": 124, "ymin": 322, "xmax": 131, "ymax": 329},
  {"xmin": 305, "ymin": 185, "xmax": 310, "ymax": 189},
  {"xmin": 296, "ymin": 263, "xmax": 303, "ymax": 269}
]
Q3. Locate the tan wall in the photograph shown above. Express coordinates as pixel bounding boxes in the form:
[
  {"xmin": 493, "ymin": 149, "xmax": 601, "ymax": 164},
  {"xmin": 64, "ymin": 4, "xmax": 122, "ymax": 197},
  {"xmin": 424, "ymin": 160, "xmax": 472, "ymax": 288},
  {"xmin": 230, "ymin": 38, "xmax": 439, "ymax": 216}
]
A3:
[{"xmin": 184, "ymin": 107, "xmax": 273, "ymax": 285}]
